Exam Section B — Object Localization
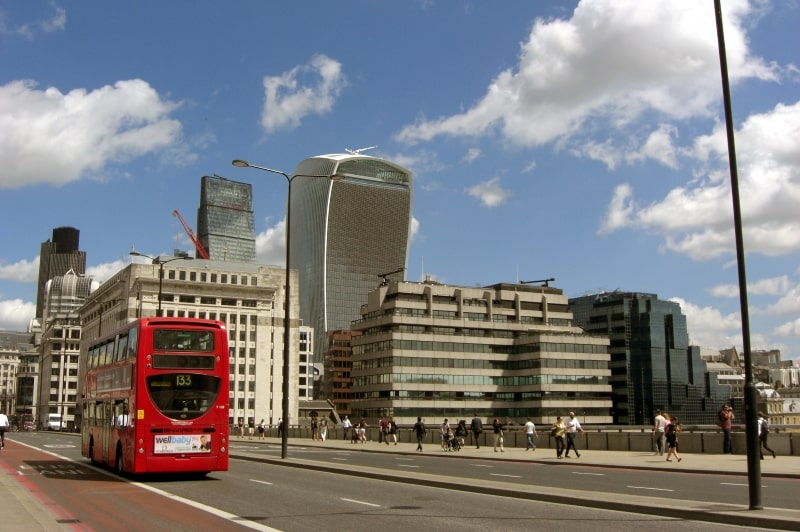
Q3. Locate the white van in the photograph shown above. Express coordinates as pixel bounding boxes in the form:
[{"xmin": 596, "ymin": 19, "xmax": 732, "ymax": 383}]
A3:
[{"xmin": 47, "ymin": 414, "xmax": 64, "ymax": 431}]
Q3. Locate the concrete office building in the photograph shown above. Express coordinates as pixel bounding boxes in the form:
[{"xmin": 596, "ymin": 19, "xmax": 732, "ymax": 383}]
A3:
[
  {"xmin": 197, "ymin": 175, "xmax": 257, "ymax": 263},
  {"xmin": 38, "ymin": 269, "xmax": 93, "ymax": 430},
  {"xmin": 290, "ymin": 154, "xmax": 412, "ymax": 362},
  {"xmin": 36, "ymin": 227, "xmax": 86, "ymax": 319},
  {"xmin": 80, "ymin": 258, "xmax": 299, "ymax": 429},
  {"xmin": 349, "ymin": 279, "xmax": 613, "ymax": 426},
  {"xmin": 569, "ymin": 291, "xmax": 730, "ymax": 425}
]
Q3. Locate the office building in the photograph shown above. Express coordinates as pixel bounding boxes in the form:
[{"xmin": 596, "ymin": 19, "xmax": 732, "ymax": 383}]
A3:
[
  {"xmin": 569, "ymin": 291, "xmax": 730, "ymax": 425},
  {"xmin": 197, "ymin": 175, "xmax": 256, "ymax": 263},
  {"xmin": 36, "ymin": 227, "xmax": 86, "ymax": 319},
  {"xmin": 80, "ymin": 258, "xmax": 297, "ymax": 429},
  {"xmin": 290, "ymin": 154, "xmax": 412, "ymax": 362},
  {"xmin": 38, "ymin": 269, "xmax": 93, "ymax": 430},
  {"xmin": 349, "ymin": 279, "xmax": 613, "ymax": 426}
]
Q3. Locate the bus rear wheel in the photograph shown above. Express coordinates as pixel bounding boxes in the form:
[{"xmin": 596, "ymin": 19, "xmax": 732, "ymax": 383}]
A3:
[{"xmin": 115, "ymin": 447, "xmax": 124, "ymax": 476}]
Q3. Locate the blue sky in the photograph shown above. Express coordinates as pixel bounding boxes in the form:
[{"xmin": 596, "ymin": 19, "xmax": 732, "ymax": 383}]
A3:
[{"xmin": 1, "ymin": 1, "xmax": 798, "ymax": 361}]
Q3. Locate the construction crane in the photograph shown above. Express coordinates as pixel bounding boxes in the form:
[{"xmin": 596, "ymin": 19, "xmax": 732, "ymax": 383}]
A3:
[
  {"xmin": 378, "ymin": 267, "xmax": 405, "ymax": 286},
  {"xmin": 172, "ymin": 209, "xmax": 210, "ymax": 260},
  {"xmin": 520, "ymin": 278, "xmax": 555, "ymax": 287}
]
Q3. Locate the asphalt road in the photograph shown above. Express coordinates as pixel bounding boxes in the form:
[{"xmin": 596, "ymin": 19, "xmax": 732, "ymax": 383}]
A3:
[
  {"xmin": 227, "ymin": 441, "xmax": 800, "ymax": 509},
  {"xmin": 4, "ymin": 431, "xmax": 781, "ymax": 531}
]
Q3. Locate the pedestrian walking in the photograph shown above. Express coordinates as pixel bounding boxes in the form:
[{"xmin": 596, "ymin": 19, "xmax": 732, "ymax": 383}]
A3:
[
  {"xmin": 342, "ymin": 415, "xmax": 352, "ymax": 440},
  {"xmin": 652, "ymin": 409, "xmax": 666, "ymax": 456},
  {"xmin": 524, "ymin": 417, "xmax": 538, "ymax": 451},
  {"xmin": 455, "ymin": 419, "xmax": 467, "ymax": 448},
  {"xmin": 470, "ymin": 414, "xmax": 483, "ymax": 449},
  {"xmin": 440, "ymin": 418, "xmax": 451, "ymax": 451},
  {"xmin": 718, "ymin": 404, "xmax": 734, "ymax": 454},
  {"xmin": 758, "ymin": 411, "xmax": 776, "ymax": 460},
  {"xmin": 564, "ymin": 411, "xmax": 583, "ymax": 458},
  {"xmin": 492, "ymin": 418, "xmax": 504, "ymax": 452},
  {"xmin": 551, "ymin": 416, "xmax": 566, "ymax": 458},
  {"xmin": 413, "ymin": 416, "xmax": 426, "ymax": 452},
  {"xmin": 320, "ymin": 418, "xmax": 328, "ymax": 442},
  {"xmin": 665, "ymin": 416, "xmax": 682, "ymax": 462},
  {"xmin": 0, "ymin": 411, "xmax": 9, "ymax": 449},
  {"xmin": 257, "ymin": 419, "xmax": 265, "ymax": 439},
  {"xmin": 277, "ymin": 417, "xmax": 283, "ymax": 438},
  {"xmin": 387, "ymin": 416, "xmax": 398, "ymax": 445}
]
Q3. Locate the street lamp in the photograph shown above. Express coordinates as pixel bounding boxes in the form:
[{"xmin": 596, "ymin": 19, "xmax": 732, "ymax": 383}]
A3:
[
  {"xmin": 232, "ymin": 158, "xmax": 344, "ymax": 459},
  {"xmin": 129, "ymin": 252, "xmax": 193, "ymax": 317}
]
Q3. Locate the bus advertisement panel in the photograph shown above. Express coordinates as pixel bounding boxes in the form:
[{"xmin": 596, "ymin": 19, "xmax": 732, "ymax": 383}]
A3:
[{"xmin": 81, "ymin": 317, "xmax": 229, "ymax": 476}]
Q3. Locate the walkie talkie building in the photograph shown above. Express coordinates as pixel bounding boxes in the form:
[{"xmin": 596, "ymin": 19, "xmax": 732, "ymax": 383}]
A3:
[{"xmin": 290, "ymin": 154, "xmax": 412, "ymax": 361}]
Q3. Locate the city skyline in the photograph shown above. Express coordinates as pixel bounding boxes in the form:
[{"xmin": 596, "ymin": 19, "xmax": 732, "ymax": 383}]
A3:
[{"xmin": 0, "ymin": 1, "xmax": 798, "ymax": 360}]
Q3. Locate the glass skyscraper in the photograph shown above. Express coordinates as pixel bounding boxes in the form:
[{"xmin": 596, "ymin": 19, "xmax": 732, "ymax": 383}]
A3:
[
  {"xmin": 569, "ymin": 291, "xmax": 730, "ymax": 425},
  {"xmin": 197, "ymin": 175, "xmax": 256, "ymax": 263},
  {"xmin": 290, "ymin": 154, "xmax": 412, "ymax": 361},
  {"xmin": 36, "ymin": 227, "xmax": 86, "ymax": 319}
]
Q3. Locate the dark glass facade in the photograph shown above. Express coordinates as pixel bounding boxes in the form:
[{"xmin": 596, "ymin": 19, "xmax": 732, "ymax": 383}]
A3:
[
  {"xmin": 569, "ymin": 292, "xmax": 731, "ymax": 425},
  {"xmin": 36, "ymin": 227, "xmax": 86, "ymax": 318},
  {"xmin": 197, "ymin": 176, "xmax": 256, "ymax": 263},
  {"xmin": 290, "ymin": 154, "xmax": 412, "ymax": 362}
]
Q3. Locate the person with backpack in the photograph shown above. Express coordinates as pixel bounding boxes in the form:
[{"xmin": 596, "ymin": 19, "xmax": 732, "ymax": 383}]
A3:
[
  {"xmin": 470, "ymin": 414, "xmax": 483, "ymax": 449},
  {"xmin": 413, "ymin": 416, "xmax": 426, "ymax": 452},
  {"xmin": 665, "ymin": 416, "xmax": 682, "ymax": 463},
  {"xmin": 758, "ymin": 411, "xmax": 776, "ymax": 459}
]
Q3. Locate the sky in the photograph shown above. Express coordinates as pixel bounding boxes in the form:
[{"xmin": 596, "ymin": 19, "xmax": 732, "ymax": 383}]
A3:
[{"xmin": 1, "ymin": 1, "xmax": 799, "ymax": 361}]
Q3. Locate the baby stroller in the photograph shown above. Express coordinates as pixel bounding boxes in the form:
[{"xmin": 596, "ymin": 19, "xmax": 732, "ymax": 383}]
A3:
[{"xmin": 445, "ymin": 430, "xmax": 461, "ymax": 451}]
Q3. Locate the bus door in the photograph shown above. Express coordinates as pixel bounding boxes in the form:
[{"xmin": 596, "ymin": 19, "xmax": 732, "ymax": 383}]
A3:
[{"xmin": 100, "ymin": 401, "xmax": 113, "ymax": 463}]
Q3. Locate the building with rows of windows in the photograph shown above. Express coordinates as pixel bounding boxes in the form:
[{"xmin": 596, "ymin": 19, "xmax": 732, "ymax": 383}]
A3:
[
  {"xmin": 79, "ymin": 258, "xmax": 299, "ymax": 430},
  {"xmin": 348, "ymin": 278, "xmax": 612, "ymax": 427}
]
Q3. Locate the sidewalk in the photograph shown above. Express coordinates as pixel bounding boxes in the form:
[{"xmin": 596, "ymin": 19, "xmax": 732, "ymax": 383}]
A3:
[
  {"xmin": 231, "ymin": 435, "xmax": 800, "ymax": 531},
  {"xmin": 242, "ymin": 434, "xmax": 800, "ymax": 478}
]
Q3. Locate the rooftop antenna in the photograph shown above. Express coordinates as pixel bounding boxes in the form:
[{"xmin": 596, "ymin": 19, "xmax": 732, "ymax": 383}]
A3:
[
  {"xmin": 345, "ymin": 146, "xmax": 377, "ymax": 155},
  {"xmin": 520, "ymin": 278, "xmax": 555, "ymax": 287}
]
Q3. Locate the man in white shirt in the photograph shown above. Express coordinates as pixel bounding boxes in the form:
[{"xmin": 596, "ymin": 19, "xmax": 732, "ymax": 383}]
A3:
[
  {"xmin": 564, "ymin": 411, "xmax": 582, "ymax": 458},
  {"xmin": 524, "ymin": 417, "xmax": 537, "ymax": 451},
  {"xmin": 0, "ymin": 411, "xmax": 10, "ymax": 448},
  {"xmin": 652, "ymin": 409, "xmax": 666, "ymax": 456}
]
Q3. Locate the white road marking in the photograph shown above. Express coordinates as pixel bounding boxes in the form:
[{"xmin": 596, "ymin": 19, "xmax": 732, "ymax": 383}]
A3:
[
  {"xmin": 572, "ymin": 472, "xmax": 605, "ymax": 476},
  {"xmin": 491, "ymin": 473, "xmax": 522, "ymax": 478},
  {"xmin": 397, "ymin": 464, "xmax": 420, "ymax": 468},
  {"xmin": 341, "ymin": 498, "xmax": 381, "ymax": 507},
  {"xmin": 627, "ymin": 486, "xmax": 674, "ymax": 492},
  {"xmin": 470, "ymin": 464, "xmax": 493, "ymax": 468},
  {"xmin": 721, "ymin": 482, "xmax": 768, "ymax": 488},
  {"xmin": 331, "ymin": 457, "xmax": 348, "ymax": 461},
  {"xmin": 250, "ymin": 479, "xmax": 272, "ymax": 486}
]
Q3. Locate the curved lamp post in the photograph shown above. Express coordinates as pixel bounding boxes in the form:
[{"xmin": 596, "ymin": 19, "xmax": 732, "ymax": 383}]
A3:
[
  {"xmin": 232, "ymin": 158, "xmax": 344, "ymax": 459},
  {"xmin": 129, "ymin": 252, "xmax": 193, "ymax": 317}
]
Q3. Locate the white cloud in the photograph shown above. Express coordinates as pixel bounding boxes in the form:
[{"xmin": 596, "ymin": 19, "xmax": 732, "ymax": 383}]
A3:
[
  {"xmin": 671, "ymin": 297, "xmax": 743, "ymax": 350},
  {"xmin": 1, "ymin": 3, "xmax": 66, "ymax": 39},
  {"xmin": 396, "ymin": 0, "xmax": 776, "ymax": 147},
  {"xmin": 607, "ymin": 101, "xmax": 800, "ymax": 260},
  {"xmin": 598, "ymin": 183, "xmax": 635, "ymax": 235},
  {"xmin": 763, "ymin": 284, "xmax": 800, "ymax": 316},
  {"xmin": 0, "ymin": 257, "xmax": 39, "ymax": 283},
  {"xmin": 466, "ymin": 176, "xmax": 511, "ymax": 207},
  {"xmin": 522, "ymin": 160, "xmax": 537, "ymax": 173},
  {"xmin": 261, "ymin": 54, "xmax": 348, "ymax": 134},
  {"xmin": 463, "ymin": 148, "xmax": 481, "ymax": 163},
  {"xmin": 0, "ymin": 298, "xmax": 35, "ymax": 332},
  {"xmin": 85, "ymin": 259, "xmax": 128, "ymax": 285},
  {"xmin": 0, "ymin": 79, "xmax": 185, "ymax": 189},
  {"xmin": 255, "ymin": 218, "xmax": 286, "ymax": 267},
  {"xmin": 625, "ymin": 123, "xmax": 680, "ymax": 168},
  {"xmin": 710, "ymin": 275, "xmax": 792, "ymax": 298},
  {"xmin": 773, "ymin": 317, "xmax": 800, "ymax": 337}
]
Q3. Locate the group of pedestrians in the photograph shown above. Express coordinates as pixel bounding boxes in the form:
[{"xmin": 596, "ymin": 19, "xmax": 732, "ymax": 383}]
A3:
[
  {"xmin": 550, "ymin": 412, "xmax": 583, "ymax": 459},
  {"xmin": 652, "ymin": 409, "xmax": 683, "ymax": 463}
]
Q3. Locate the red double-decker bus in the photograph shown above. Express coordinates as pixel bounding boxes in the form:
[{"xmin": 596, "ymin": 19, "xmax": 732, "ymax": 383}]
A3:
[{"xmin": 81, "ymin": 317, "xmax": 229, "ymax": 475}]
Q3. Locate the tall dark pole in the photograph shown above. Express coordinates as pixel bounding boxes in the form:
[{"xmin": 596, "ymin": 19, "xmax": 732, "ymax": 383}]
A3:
[
  {"xmin": 232, "ymin": 159, "xmax": 344, "ymax": 459},
  {"xmin": 714, "ymin": 0, "xmax": 760, "ymax": 509},
  {"xmin": 157, "ymin": 262, "xmax": 165, "ymax": 317}
]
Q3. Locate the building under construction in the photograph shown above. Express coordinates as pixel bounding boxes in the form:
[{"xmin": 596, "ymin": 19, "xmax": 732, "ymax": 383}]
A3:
[{"xmin": 197, "ymin": 176, "xmax": 256, "ymax": 263}]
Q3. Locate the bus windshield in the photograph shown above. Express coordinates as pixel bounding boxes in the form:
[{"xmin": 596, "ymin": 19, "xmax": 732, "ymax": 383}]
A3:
[
  {"xmin": 153, "ymin": 329, "xmax": 215, "ymax": 351},
  {"xmin": 146, "ymin": 373, "xmax": 221, "ymax": 421}
]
